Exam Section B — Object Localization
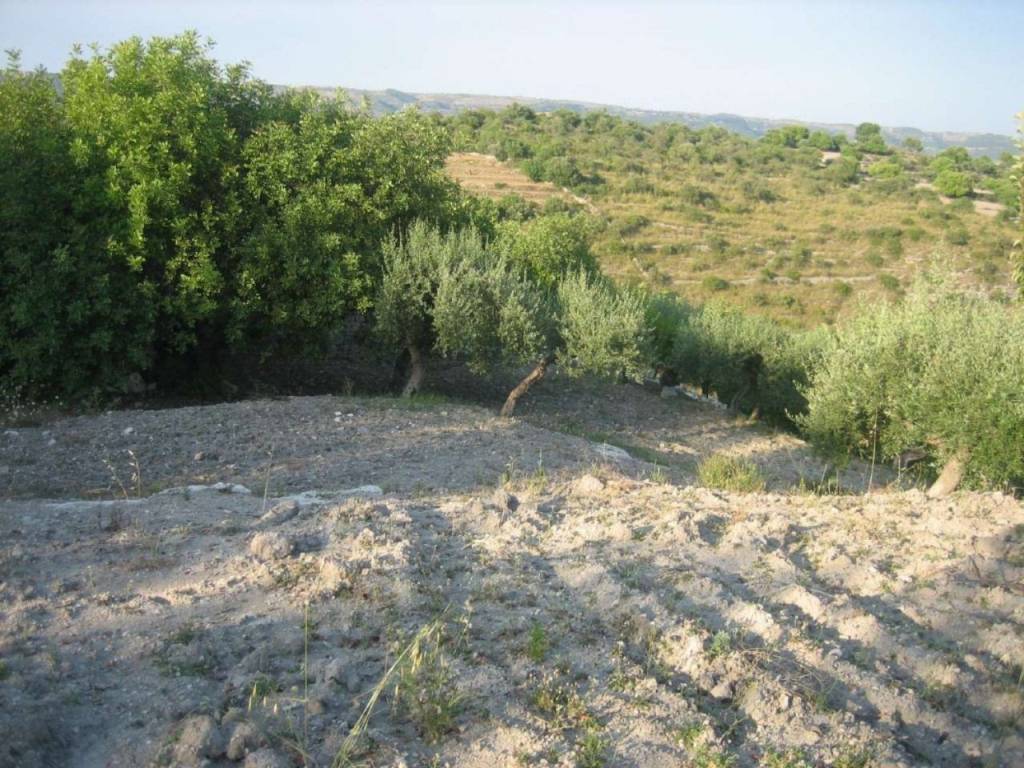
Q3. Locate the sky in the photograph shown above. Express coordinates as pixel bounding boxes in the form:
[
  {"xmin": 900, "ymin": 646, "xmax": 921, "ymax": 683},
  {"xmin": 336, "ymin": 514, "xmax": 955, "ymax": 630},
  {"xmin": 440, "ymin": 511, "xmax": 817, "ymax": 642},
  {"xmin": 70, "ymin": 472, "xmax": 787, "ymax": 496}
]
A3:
[{"xmin": 1, "ymin": 0, "xmax": 1021, "ymax": 135}]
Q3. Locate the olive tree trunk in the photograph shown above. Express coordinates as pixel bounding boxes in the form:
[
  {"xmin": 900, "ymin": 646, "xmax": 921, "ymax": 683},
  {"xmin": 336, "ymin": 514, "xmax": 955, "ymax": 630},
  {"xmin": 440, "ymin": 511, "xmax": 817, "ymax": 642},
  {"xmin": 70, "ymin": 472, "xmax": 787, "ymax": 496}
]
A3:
[
  {"xmin": 402, "ymin": 344, "xmax": 426, "ymax": 397},
  {"xmin": 926, "ymin": 446, "xmax": 970, "ymax": 498},
  {"xmin": 500, "ymin": 355, "xmax": 555, "ymax": 417}
]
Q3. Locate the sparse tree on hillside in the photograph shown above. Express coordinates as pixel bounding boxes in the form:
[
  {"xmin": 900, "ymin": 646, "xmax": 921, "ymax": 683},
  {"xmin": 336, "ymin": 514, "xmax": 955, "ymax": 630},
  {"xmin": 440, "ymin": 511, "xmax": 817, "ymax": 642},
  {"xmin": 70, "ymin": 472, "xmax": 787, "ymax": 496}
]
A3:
[
  {"xmin": 934, "ymin": 169, "xmax": 972, "ymax": 198},
  {"xmin": 855, "ymin": 122, "xmax": 888, "ymax": 154}
]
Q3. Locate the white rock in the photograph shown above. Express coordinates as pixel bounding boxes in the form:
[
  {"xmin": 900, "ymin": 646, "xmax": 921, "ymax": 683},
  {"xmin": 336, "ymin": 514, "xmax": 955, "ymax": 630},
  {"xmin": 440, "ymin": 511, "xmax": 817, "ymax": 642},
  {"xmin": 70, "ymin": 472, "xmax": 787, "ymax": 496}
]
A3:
[
  {"xmin": 173, "ymin": 714, "xmax": 225, "ymax": 763},
  {"xmin": 249, "ymin": 532, "xmax": 294, "ymax": 561},
  {"xmin": 572, "ymin": 474, "xmax": 606, "ymax": 495},
  {"xmin": 593, "ymin": 443, "xmax": 632, "ymax": 462}
]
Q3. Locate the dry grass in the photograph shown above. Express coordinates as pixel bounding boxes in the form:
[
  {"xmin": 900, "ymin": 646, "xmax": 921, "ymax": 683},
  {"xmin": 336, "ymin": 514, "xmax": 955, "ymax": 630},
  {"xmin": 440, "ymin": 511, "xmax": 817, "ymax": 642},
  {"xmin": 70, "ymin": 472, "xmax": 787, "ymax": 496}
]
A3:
[{"xmin": 445, "ymin": 151, "xmax": 570, "ymax": 204}]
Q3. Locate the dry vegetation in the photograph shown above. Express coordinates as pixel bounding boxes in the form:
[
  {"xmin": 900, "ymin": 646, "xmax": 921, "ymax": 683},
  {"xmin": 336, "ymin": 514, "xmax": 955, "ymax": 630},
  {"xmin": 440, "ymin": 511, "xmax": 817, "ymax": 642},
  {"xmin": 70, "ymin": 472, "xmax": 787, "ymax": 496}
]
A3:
[{"xmin": 446, "ymin": 152, "xmax": 572, "ymax": 205}]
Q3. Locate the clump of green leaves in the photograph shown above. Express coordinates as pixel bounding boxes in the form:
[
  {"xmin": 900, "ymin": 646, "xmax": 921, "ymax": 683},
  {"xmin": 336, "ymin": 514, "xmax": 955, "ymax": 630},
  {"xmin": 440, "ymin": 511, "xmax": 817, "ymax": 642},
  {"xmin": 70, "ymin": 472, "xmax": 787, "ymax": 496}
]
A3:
[
  {"xmin": 799, "ymin": 271, "xmax": 1024, "ymax": 489},
  {"xmin": 671, "ymin": 300, "xmax": 827, "ymax": 424}
]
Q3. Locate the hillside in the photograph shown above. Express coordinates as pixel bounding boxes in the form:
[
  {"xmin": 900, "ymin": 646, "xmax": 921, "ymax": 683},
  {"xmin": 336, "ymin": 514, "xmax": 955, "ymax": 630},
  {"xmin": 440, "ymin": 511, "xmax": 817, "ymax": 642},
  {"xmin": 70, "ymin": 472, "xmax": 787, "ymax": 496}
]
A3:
[
  {"xmin": 2, "ymin": 390, "xmax": 1022, "ymax": 767},
  {"xmin": 443, "ymin": 108, "xmax": 1019, "ymax": 328},
  {"xmin": 294, "ymin": 85, "xmax": 1017, "ymax": 158}
]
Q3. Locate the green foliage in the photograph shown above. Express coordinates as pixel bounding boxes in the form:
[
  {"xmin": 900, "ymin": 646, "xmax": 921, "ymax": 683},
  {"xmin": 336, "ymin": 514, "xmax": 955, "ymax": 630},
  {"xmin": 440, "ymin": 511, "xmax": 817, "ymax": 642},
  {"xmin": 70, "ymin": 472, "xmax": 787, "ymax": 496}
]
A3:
[
  {"xmin": 1, "ymin": 34, "xmax": 471, "ymax": 399},
  {"xmin": 868, "ymin": 159, "xmax": 903, "ymax": 179},
  {"xmin": 799, "ymin": 274, "xmax": 1024, "ymax": 489},
  {"xmin": 809, "ymin": 130, "xmax": 840, "ymax": 151},
  {"xmin": 496, "ymin": 213, "xmax": 597, "ymax": 288},
  {"xmin": 763, "ymin": 125, "xmax": 809, "ymax": 148},
  {"xmin": 855, "ymin": 122, "xmax": 888, "ymax": 154},
  {"xmin": 934, "ymin": 169, "xmax": 972, "ymax": 198},
  {"xmin": 671, "ymin": 301, "xmax": 825, "ymax": 423},
  {"xmin": 1014, "ymin": 112, "xmax": 1023, "ymax": 291},
  {"xmin": 376, "ymin": 221, "xmax": 547, "ymax": 375},
  {"xmin": 0, "ymin": 55, "xmax": 147, "ymax": 398},
  {"xmin": 827, "ymin": 157, "xmax": 860, "ymax": 186},
  {"xmin": 557, "ymin": 271, "xmax": 649, "ymax": 380}
]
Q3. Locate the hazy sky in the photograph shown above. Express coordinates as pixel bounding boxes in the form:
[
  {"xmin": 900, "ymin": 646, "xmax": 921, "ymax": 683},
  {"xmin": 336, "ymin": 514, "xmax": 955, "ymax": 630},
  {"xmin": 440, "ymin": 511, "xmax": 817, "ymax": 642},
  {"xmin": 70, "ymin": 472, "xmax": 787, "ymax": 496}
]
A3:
[{"xmin": 2, "ymin": 0, "xmax": 1021, "ymax": 135}]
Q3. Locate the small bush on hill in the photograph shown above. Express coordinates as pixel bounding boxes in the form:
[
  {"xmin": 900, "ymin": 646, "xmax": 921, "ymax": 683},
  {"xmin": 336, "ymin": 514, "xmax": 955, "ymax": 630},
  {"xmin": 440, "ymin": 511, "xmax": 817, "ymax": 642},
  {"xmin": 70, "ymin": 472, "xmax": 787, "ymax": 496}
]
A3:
[{"xmin": 935, "ymin": 170, "xmax": 972, "ymax": 198}]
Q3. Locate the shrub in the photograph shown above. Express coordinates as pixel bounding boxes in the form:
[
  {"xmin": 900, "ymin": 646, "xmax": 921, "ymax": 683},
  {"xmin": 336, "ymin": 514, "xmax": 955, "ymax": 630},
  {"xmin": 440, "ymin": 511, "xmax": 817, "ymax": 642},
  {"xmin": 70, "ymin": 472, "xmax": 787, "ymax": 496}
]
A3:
[
  {"xmin": 671, "ymin": 301, "xmax": 826, "ymax": 424},
  {"xmin": 798, "ymin": 274, "xmax": 1024, "ymax": 489},
  {"xmin": 855, "ymin": 122, "xmax": 888, "ymax": 154},
  {"xmin": 868, "ymin": 160, "xmax": 902, "ymax": 179},
  {"xmin": 496, "ymin": 213, "xmax": 597, "ymax": 288},
  {"xmin": 697, "ymin": 454, "xmax": 766, "ymax": 492},
  {"xmin": 702, "ymin": 276, "xmax": 731, "ymax": 292},
  {"xmin": 934, "ymin": 170, "xmax": 972, "ymax": 198},
  {"xmin": 878, "ymin": 273, "xmax": 901, "ymax": 292},
  {"xmin": 376, "ymin": 221, "xmax": 547, "ymax": 395}
]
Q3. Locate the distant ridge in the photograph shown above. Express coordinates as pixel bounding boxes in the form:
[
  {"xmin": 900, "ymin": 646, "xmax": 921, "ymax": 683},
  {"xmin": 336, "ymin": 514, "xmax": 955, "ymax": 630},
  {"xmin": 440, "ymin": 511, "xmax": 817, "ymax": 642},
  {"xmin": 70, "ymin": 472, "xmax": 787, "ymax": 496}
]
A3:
[{"xmin": 289, "ymin": 84, "xmax": 1015, "ymax": 157}]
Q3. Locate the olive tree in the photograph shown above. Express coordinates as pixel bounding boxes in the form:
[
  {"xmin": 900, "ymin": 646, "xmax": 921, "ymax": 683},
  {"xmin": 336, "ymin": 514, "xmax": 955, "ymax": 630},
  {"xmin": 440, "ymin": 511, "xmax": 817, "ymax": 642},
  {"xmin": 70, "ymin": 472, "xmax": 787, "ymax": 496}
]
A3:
[{"xmin": 375, "ymin": 221, "xmax": 650, "ymax": 415}]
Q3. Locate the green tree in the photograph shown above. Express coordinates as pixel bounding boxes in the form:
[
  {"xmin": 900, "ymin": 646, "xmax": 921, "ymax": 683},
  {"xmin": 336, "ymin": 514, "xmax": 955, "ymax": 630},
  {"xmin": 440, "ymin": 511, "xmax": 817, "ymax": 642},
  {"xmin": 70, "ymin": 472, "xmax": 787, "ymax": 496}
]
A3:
[
  {"xmin": 0, "ymin": 54, "xmax": 148, "ymax": 398},
  {"xmin": 902, "ymin": 136, "xmax": 924, "ymax": 152},
  {"xmin": 808, "ymin": 130, "xmax": 839, "ymax": 151},
  {"xmin": 854, "ymin": 122, "xmax": 888, "ymax": 153},
  {"xmin": 495, "ymin": 213, "xmax": 598, "ymax": 288},
  {"xmin": 375, "ymin": 222, "xmax": 649, "ymax": 414},
  {"xmin": 59, "ymin": 32, "xmax": 261, "ymax": 382},
  {"xmin": 934, "ymin": 169, "xmax": 972, "ymax": 197},
  {"xmin": 1014, "ymin": 112, "xmax": 1023, "ymax": 291},
  {"xmin": 234, "ymin": 104, "xmax": 467, "ymax": 353}
]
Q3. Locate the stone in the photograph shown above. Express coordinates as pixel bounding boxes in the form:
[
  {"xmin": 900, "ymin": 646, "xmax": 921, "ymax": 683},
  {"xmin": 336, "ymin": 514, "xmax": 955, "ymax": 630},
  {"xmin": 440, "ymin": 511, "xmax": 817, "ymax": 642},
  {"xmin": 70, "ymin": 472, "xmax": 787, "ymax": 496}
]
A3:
[
  {"xmin": 173, "ymin": 714, "xmax": 225, "ymax": 764},
  {"xmin": 315, "ymin": 557, "xmax": 351, "ymax": 596},
  {"xmin": 258, "ymin": 500, "xmax": 299, "ymax": 526},
  {"xmin": 225, "ymin": 721, "xmax": 261, "ymax": 761},
  {"xmin": 593, "ymin": 442, "xmax": 631, "ymax": 462},
  {"xmin": 572, "ymin": 474, "xmax": 605, "ymax": 495},
  {"xmin": 243, "ymin": 748, "xmax": 291, "ymax": 768},
  {"xmin": 249, "ymin": 532, "xmax": 294, "ymax": 561},
  {"xmin": 491, "ymin": 489, "xmax": 519, "ymax": 512}
]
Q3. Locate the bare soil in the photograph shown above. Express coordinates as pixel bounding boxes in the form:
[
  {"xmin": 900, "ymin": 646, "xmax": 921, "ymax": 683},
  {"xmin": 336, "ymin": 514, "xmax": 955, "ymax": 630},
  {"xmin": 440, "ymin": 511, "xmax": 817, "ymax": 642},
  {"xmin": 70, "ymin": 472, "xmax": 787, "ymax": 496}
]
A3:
[{"xmin": 1, "ymin": 391, "xmax": 1022, "ymax": 768}]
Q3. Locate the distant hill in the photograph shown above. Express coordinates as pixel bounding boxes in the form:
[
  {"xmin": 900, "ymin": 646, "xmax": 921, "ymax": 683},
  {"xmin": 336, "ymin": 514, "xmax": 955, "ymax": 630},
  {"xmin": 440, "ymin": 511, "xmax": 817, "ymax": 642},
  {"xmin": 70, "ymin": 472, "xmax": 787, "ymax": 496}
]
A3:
[{"xmin": 290, "ymin": 85, "xmax": 1016, "ymax": 158}]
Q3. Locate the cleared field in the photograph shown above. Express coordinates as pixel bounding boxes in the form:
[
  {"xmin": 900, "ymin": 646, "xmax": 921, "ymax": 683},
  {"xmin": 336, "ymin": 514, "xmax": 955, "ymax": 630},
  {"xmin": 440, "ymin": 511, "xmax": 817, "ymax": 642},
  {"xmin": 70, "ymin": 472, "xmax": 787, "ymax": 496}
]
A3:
[{"xmin": 445, "ymin": 151, "xmax": 569, "ymax": 204}]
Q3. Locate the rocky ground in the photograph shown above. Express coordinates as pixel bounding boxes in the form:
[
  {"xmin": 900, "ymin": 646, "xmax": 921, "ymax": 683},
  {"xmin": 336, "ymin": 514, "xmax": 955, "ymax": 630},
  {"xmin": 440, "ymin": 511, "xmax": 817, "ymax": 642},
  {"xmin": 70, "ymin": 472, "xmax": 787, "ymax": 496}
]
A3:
[{"xmin": 1, "ymin": 391, "xmax": 1022, "ymax": 767}]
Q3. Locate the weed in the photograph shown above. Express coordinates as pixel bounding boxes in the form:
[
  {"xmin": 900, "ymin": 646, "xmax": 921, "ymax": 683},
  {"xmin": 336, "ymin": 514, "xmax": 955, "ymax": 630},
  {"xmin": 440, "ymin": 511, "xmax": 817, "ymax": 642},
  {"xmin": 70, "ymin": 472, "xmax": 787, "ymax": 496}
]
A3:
[
  {"xmin": 334, "ymin": 616, "xmax": 454, "ymax": 766},
  {"xmin": 530, "ymin": 671, "xmax": 596, "ymax": 729},
  {"xmin": 762, "ymin": 749, "xmax": 811, "ymax": 768},
  {"xmin": 707, "ymin": 630, "xmax": 734, "ymax": 660},
  {"xmin": 391, "ymin": 622, "xmax": 463, "ymax": 743},
  {"xmin": 697, "ymin": 454, "xmax": 766, "ymax": 492},
  {"xmin": 575, "ymin": 726, "xmax": 609, "ymax": 767},
  {"xmin": 526, "ymin": 622, "xmax": 550, "ymax": 663}
]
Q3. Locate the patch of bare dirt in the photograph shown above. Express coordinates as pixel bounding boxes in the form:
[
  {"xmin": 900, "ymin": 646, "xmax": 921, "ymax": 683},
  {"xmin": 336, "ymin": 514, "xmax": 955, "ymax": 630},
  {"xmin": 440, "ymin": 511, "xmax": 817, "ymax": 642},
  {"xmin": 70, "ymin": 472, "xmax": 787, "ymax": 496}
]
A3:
[{"xmin": 1, "ymin": 395, "xmax": 1021, "ymax": 767}]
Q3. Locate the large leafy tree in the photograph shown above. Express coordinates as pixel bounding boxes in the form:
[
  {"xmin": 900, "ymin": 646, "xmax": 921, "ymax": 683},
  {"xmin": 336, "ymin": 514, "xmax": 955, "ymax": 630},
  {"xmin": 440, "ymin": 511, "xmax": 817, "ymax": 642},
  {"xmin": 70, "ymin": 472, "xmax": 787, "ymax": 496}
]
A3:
[
  {"xmin": 60, "ymin": 33, "xmax": 261, "ymax": 366},
  {"xmin": 0, "ymin": 55, "xmax": 142, "ymax": 397}
]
